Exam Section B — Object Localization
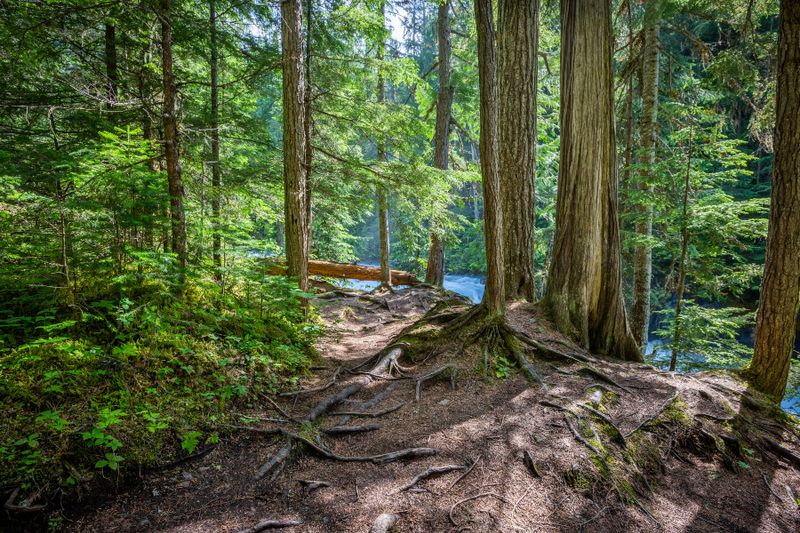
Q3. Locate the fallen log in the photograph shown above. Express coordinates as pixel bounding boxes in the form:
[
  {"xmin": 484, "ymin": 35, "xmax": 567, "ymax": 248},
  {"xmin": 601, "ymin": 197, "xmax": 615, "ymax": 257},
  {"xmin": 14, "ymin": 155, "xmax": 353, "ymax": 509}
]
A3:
[{"xmin": 266, "ymin": 259, "xmax": 421, "ymax": 286}]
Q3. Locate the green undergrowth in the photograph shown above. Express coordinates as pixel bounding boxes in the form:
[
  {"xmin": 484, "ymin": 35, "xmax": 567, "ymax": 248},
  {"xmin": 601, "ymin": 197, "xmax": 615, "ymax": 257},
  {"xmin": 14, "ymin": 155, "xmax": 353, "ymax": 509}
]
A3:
[{"xmin": 0, "ymin": 275, "xmax": 319, "ymax": 498}]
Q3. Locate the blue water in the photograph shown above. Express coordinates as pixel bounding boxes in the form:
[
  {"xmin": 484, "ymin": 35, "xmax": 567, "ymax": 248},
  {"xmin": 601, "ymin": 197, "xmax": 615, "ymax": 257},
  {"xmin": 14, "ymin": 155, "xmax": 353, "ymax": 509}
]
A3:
[{"xmin": 342, "ymin": 274, "xmax": 485, "ymax": 303}]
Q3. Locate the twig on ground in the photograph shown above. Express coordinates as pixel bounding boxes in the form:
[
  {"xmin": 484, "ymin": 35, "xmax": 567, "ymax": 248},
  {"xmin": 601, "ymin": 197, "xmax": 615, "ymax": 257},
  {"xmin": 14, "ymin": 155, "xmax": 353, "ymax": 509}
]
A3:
[{"xmin": 323, "ymin": 424, "xmax": 381, "ymax": 435}]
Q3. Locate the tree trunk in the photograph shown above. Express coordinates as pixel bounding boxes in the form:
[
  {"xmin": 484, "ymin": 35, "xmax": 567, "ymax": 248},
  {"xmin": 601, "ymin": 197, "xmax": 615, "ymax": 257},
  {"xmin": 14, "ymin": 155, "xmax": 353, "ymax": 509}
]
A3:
[
  {"xmin": 104, "ymin": 22, "xmax": 118, "ymax": 106},
  {"xmin": 281, "ymin": 0, "xmax": 309, "ymax": 291},
  {"xmin": 210, "ymin": 0, "xmax": 222, "ymax": 281},
  {"xmin": 474, "ymin": 0, "xmax": 505, "ymax": 316},
  {"xmin": 631, "ymin": 0, "xmax": 661, "ymax": 348},
  {"xmin": 670, "ymin": 121, "xmax": 693, "ymax": 372},
  {"xmin": 498, "ymin": 0, "xmax": 538, "ymax": 302},
  {"xmin": 160, "ymin": 0, "xmax": 187, "ymax": 285},
  {"xmin": 544, "ymin": 0, "xmax": 641, "ymax": 362},
  {"xmin": 304, "ymin": 0, "xmax": 313, "ymax": 262},
  {"xmin": 377, "ymin": 0, "xmax": 390, "ymax": 287},
  {"xmin": 747, "ymin": 0, "xmax": 800, "ymax": 400},
  {"xmin": 424, "ymin": 0, "xmax": 452, "ymax": 287}
]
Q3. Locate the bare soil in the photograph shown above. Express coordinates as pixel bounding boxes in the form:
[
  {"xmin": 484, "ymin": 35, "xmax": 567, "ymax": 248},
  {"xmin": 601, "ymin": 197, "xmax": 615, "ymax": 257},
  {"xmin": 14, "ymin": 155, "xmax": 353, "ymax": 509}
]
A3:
[{"xmin": 63, "ymin": 287, "xmax": 800, "ymax": 532}]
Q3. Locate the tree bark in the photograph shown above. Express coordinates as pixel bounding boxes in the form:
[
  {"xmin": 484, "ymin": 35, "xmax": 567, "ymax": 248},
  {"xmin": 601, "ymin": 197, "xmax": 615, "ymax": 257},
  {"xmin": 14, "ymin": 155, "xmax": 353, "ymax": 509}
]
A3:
[
  {"xmin": 377, "ymin": 0, "xmax": 390, "ymax": 288},
  {"xmin": 544, "ymin": 0, "xmax": 641, "ymax": 361},
  {"xmin": 210, "ymin": 0, "xmax": 222, "ymax": 281},
  {"xmin": 424, "ymin": 0, "xmax": 452, "ymax": 287},
  {"xmin": 747, "ymin": 0, "xmax": 800, "ymax": 400},
  {"xmin": 104, "ymin": 22, "xmax": 118, "ymax": 106},
  {"xmin": 160, "ymin": 0, "xmax": 187, "ymax": 285},
  {"xmin": 498, "ymin": 0, "xmax": 538, "ymax": 302},
  {"xmin": 474, "ymin": 0, "xmax": 505, "ymax": 316},
  {"xmin": 281, "ymin": 0, "xmax": 309, "ymax": 291},
  {"xmin": 631, "ymin": 0, "xmax": 661, "ymax": 348},
  {"xmin": 304, "ymin": 0, "xmax": 313, "ymax": 262}
]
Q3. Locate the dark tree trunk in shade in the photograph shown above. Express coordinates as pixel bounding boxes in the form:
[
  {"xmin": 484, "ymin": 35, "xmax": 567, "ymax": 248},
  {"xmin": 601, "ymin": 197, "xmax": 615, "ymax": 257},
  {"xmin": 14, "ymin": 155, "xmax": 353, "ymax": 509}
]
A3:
[
  {"xmin": 544, "ymin": 0, "xmax": 641, "ymax": 362},
  {"xmin": 425, "ymin": 0, "xmax": 452, "ymax": 287},
  {"xmin": 377, "ymin": 0, "xmax": 390, "ymax": 287},
  {"xmin": 304, "ymin": 0, "xmax": 313, "ymax": 261},
  {"xmin": 160, "ymin": 0, "xmax": 187, "ymax": 285},
  {"xmin": 498, "ymin": 0, "xmax": 538, "ymax": 301},
  {"xmin": 631, "ymin": 0, "xmax": 661, "ymax": 347},
  {"xmin": 210, "ymin": 0, "xmax": 222, "ymax": 280},
  {"xmin": 747, "ymin": 0, "xmax": 800, "ymax": 400},
  {"xmin": 104, "ymin": 22, "xmax": 118, "ymax": 106},
  {"xmin": 474, "ymin": 0, "xmax": 505, "ymax": 316},
  {"xmin": 281, "ymin": 0, "xmax": 309, "ymax": 291}
]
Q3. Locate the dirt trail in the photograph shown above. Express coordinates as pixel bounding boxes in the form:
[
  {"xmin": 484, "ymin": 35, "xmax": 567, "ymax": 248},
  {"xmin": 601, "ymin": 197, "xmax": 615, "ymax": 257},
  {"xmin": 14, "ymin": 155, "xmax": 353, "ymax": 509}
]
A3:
[{"xmin": 71, "ymin": 287, "xmax": 800, "ymax": 532}]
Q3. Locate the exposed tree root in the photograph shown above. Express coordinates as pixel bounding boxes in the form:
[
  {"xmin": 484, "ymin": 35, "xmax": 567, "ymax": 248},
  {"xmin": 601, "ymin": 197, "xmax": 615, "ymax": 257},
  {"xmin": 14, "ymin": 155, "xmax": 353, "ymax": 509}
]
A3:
[
  {"xmin": 329, "ymin": 402, "xmax": 405, "ymax": 418},
  {"xmin": 564, "ymin": 413, "xmax": 609, "ymax": 470},
  {"xmin": 447, "ymin": 455, "xmax": 481, "ymax": 491},
  {"xmin": 395, "ymin": 464, "xmax": 467, "ymax": 493},
  {"xmin": 279, "ymin": 367, "xmax": 342, "ymax": 397},
  {"xmin": 625, "ymin": 390, "xmax": 680, "ymax": 438},
  {"xmin": 415, "ymin": 365, "xmax": 456, "ymax": 401},
  {"xmin": 323, "ymin": 424, "xmax": 381, "ymax": 435},
  {"xmin": 289, "ymin": 431, "xmax": 436, "ymax": 464},
  {"xmin": 448, "ymin": 492, "xmax": 509, "ymax": 527},
  {"xmin": 234, "ymin": 518, "xmax": 303, "ymax": 532},
  {"xmin": 298, "ymin": 480, "xmax": 329, "ymax": 493},
  {"xmin": 4, "ymin": 486, "xmax": 46, "ymax": 513}
]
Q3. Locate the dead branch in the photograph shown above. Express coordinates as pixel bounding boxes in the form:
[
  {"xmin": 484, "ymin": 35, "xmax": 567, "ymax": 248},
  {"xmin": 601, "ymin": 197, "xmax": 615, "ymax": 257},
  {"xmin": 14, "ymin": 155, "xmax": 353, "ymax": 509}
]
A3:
[
  {"xmin": 448, "ymin": 492, "xmax": 510, "ymax": 526},
  {"xmin": 395, "ymin": 464, "xmax": 467, "ymax": 493}
]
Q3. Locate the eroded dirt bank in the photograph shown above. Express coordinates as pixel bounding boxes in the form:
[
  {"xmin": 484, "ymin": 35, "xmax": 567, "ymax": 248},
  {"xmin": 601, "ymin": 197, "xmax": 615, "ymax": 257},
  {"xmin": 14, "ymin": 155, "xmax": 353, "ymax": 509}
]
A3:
[{"xmin": 69, "ymin": 287, "xmax": 800, "ymax": 532}]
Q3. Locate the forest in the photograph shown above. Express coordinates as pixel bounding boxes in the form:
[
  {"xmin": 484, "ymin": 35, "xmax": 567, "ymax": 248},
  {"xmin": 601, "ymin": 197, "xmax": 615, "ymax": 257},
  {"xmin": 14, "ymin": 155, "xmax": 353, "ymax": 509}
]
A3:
[{"xmin": 1, "ymin": 0, "xmax": 799, "ymax": 531}]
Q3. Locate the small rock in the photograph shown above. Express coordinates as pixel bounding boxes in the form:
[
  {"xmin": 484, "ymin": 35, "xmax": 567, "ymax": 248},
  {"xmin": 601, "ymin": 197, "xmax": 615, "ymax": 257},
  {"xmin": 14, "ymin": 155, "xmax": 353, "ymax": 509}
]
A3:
[
  {"xmin": 589, "ymin": 390, "xmax": 603, "ymax": 406},
  {"xmin": 177, "ymin": 481, "xmax": 191, "ymax": 489},
  {"xmin": 198, "ymin": 466, "xmax": 210, "ymax": 472},
  {"xmin": 438, "ymin": 399, "xmax": 450, "ymax": 406},
  {"xmin": 139, "ymin": 519, "xmax": 151, "ymax": 528},
  {"xmin": 181, "ymin": 471, "xmax": 193, "ymax": 481},
  {"xmin": 151, "ymin": 489, "xmax": 160, "ymax": 497}
]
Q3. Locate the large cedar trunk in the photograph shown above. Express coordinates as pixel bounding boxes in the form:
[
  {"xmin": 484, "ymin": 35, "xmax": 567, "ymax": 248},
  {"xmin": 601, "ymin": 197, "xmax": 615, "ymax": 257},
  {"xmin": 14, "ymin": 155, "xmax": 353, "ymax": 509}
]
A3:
[
  {"xmin": 160, "ymin": 0, "xmax": 187, "ymax": 281},
  {"xmin": 210, "ymin": 0, "xmax": 222, "ymax": 279},
  {"xmin": 424, "ymin": 0, "xmax": 452, "ymax": 287},
  {"xmin": 474, "ymin": 0, "xmax": 505, "ymax": 316},
  {"xmin": 544, "ymin": 0, "xmax": 641, "ymax": 362},
  {"xmin": 631, "ymin": 0, "xmax": 661, "ymax": 347},
  {"xmin": 498, "ymin": 0, "xmax": 538, "ymax": 302},
  {"xmin": 748, "ymin": 0, "xmax": 800, "ymax": 400},
  {"xmin": 281, "ymin": 0, "xmax": 309, "ymax": 291}
]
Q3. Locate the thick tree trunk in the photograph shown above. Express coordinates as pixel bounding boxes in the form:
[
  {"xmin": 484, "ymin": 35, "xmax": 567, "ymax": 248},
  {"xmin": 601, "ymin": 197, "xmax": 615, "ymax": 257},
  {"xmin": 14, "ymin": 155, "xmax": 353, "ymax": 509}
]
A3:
[
  {"xmin": 281, "ymin": 0, "xmax": 309, "ymax": 291},
  {"xmin": 160, "ymin": 0, "xmax": 187, "ymax": 284},
  {"xmin": 747, "ymin": 0, "xmax": 800, "ymax": 400},
  {"xmin": 498, "ymin": 0, "xmax": 538, "ymax": 302},
  {"xmin": 210, "ymin": 0, "xmax": 222, "ymax": 281},
  {"xmin": 474, "ymin": 0, "xmax": 505, "ymax": 316},
  {"xmin": 377, "ymin": 0, "xmax": 390, "ymax": 288},
  {"xmin": 544, "ymin": 0, "xmax": 641, "ymax": 362},
  {"xmin": 424, "ymin": 0, "xmax": 452, "ymax": 287},
  {"xmin": 104, "ymin": 22, "xmax": 118, "ymax": 106},
  {"xmin": 631, "ymin": 0, "xmax": 661, "ymax": 347}
]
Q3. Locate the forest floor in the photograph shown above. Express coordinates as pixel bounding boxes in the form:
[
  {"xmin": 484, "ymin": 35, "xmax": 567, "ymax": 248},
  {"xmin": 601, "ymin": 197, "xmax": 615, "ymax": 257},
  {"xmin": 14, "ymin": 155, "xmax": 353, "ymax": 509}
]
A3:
[{"xmin": 68, "ymin": 287, "xmax": 800, "ymax": 532}]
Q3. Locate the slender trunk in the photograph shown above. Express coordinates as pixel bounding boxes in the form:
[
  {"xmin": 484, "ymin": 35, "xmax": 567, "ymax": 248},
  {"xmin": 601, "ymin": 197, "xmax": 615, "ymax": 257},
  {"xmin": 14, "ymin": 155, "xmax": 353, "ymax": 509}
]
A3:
[
  {"xmin": 544, "ymin": 0, "xmax": 641, "ymax": 361},
  {"xmin": 498, "ymin": 0, "xmax": 538, "ymax": 302},
  {"xmin": 304, "ymin": 0, "xmax": 313, "ymax": 261},
  {"xmin": 105, "ymin": 22, "xmax": 118, "ymax": 106},
  {"xmin": 621, "ymin": 0, "xmax": 635, "ymax": 216},
  {"xmin": 377, "ymin": 0, "xmax": 390, "ymax": 287},
  {"xmin": 747, "ymin": 0, "xmax": 800, "ymax": 400},
  {"xmin": 425, "ymin": 0, "xmax": 452, "ymax": 287},
  {"xmin": 210, "ymin": 0, "xmax": 222, "ymax": 281},
  {"xmin": 160, "ymin": 0, "xmax": 187, "ymax": 286},
  {"xmin": 670, "ymin": 121, "xmax": 693, "ymax": 372},
  {"xmin": 474, "ymin": 0, "xmax": 505, "ymax": 316},
  {"xmin": 631, "ymin": 0, "xmax": 661, "ymax": 347},
  {"xmin": 281, "ymin": 0, "xmax": 309, "ymax": 291}
]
